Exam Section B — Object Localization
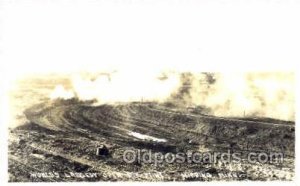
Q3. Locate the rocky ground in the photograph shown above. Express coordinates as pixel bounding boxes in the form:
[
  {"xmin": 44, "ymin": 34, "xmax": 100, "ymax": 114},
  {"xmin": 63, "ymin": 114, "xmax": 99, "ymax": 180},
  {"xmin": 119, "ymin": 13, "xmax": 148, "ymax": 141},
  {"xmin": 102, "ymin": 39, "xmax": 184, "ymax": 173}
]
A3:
[{"xmin": 8, "ymin": 98, "xmax": 295, "ymax": 181}]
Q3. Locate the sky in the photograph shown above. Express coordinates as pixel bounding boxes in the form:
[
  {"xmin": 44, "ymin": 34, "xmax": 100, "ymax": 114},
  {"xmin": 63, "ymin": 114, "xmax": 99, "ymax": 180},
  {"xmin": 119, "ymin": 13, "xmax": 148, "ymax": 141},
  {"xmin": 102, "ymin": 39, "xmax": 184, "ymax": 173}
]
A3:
[{"xmin": 1, "ymin": 0, "xmax": 300, "ymax": 79}]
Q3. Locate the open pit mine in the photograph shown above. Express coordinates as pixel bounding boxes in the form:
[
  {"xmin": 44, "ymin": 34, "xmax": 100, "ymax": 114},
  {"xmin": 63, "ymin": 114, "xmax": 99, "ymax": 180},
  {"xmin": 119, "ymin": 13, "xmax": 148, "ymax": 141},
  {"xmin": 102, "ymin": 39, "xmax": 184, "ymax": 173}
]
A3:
[
  {"xmin": 8, "ymin": 98, "xmax": 294, "ymax": 181},
  {"xmin": 8, "ymin": 73, "xmax": 295, "ymax": 181}
]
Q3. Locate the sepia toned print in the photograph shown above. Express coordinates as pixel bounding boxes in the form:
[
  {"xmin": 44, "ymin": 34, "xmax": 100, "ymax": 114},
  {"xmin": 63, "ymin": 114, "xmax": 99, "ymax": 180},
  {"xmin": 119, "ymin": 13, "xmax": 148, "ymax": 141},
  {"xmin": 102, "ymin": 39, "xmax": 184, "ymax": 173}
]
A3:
[{"xmin": 8, "ymin": 72, "xmax": 295, "ymax": 182}]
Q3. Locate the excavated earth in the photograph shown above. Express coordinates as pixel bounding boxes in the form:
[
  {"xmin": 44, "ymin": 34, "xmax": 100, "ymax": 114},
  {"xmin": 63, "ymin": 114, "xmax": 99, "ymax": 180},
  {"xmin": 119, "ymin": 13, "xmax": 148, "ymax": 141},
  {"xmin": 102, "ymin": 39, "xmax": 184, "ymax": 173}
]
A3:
[{"xmin": 8, "ymin": 99, "xmax": 295, "ymax": 181}]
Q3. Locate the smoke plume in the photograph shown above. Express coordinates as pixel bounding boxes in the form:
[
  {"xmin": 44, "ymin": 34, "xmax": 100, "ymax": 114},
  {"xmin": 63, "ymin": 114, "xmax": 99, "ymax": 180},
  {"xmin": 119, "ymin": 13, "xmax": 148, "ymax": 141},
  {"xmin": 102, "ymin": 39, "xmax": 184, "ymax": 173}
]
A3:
[
  {"xmin": 50, "ymin": 71, "xmax": 181, "ymax": 103},
  {"xmin": 173, "ymin": 72, "xmax": 295, "ymax": 121},
  {"xmin": 50, "ymin": 72, "xmax": 295, "ymax": 121}
]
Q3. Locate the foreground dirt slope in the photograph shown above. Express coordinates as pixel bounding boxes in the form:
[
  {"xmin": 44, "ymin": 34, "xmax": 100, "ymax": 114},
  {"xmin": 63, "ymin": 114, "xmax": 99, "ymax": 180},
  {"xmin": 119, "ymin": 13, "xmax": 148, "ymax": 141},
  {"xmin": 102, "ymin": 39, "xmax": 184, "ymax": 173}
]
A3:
[{"xmin": 8, "ymin": 100, "xmax": 295, "ymax": 181}]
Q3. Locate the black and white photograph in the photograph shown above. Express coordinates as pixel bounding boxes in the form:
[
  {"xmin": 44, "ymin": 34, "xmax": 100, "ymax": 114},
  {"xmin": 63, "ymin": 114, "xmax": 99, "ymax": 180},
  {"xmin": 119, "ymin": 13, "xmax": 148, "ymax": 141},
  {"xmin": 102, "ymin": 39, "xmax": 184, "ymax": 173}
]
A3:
[
  {"xmin": 0, "ymin": 0, "xmax": 299, "ymax": 184},
  {"xmin": 7, "ymin": 72, "xmax": 295, "ymax": 181}
]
